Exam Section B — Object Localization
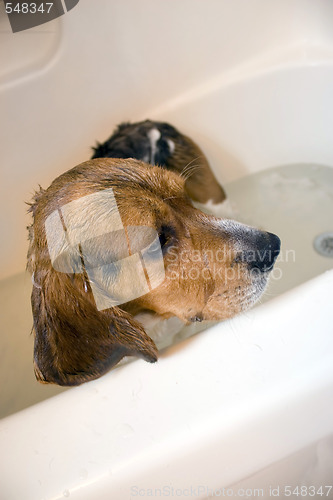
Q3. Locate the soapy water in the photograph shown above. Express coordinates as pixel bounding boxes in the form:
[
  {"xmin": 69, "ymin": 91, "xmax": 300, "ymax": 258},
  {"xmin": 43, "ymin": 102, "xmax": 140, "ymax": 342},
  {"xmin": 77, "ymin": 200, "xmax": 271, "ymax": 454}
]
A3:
[
  {"xmin": 197, "ymin": 164, "xmax": 333, "ymax": 298},
  {"xmin": 222, "ymin": 163, "xmax": 333, "ymax": 301}
]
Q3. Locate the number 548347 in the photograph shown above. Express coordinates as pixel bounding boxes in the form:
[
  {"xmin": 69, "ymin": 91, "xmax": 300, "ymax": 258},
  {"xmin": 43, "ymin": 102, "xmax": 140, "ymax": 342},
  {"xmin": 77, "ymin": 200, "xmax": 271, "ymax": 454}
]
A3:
[{"xmin": 5, "ymin": 3, "xmax": 54, "ymax": 14}]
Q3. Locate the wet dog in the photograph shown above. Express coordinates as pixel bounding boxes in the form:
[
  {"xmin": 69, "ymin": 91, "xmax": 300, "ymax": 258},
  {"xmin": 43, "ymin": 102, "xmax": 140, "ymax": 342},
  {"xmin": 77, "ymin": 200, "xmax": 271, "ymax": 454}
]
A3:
[{"xmin": 27, "ymin": 121, "xmax": 280, "ymax": 386}]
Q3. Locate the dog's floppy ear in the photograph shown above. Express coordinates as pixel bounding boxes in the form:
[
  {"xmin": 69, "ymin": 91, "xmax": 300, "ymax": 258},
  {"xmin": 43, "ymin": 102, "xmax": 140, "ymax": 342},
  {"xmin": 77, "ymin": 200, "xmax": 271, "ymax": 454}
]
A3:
[
  {"xmin": 31, "ymin": 269, "xmax": 158, "ymax": 386},
  {"xmin": 165, "ymin": 133, "xmax": 226, "ymax": 204}
]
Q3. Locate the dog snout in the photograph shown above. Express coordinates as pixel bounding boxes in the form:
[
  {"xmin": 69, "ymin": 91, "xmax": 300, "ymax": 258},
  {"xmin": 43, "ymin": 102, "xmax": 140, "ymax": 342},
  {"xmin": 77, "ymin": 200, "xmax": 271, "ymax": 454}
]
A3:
[
  {"xmin": 235, "ymin": 231, "xmax": 281, "ymax": 273},
  {"xmin": 248, "ymin": 231, "xmax": 281, "ymax": 272}
]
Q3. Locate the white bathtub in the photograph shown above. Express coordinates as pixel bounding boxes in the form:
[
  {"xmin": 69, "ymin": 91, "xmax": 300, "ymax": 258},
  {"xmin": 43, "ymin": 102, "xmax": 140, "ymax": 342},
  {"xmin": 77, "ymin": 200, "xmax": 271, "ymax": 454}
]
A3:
[
  {"xmin": 0, "ymin": 270, "xmax": 333, "ymax": 500},
  {"xmin": 1, "ymin": 1, "xmax": 333, "ymax": 499}
]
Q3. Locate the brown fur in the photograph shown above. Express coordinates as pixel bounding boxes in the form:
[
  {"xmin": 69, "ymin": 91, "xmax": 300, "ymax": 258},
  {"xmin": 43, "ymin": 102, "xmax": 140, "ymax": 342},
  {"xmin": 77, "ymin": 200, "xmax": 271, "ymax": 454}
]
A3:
[
  {"xmin": 27, "ymin": 158, "xmax": 277, "ymax": 386},
  {"xmin": 163, "ymin": 133, "xmax": 226, "ymax": 204}
]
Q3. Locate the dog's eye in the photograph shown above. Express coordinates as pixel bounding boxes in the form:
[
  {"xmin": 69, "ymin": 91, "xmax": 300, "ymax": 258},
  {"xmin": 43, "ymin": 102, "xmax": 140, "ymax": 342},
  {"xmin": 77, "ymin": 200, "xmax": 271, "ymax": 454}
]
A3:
[
  {"xmin": 158, "ymin": 225, "xmax": 174, "ymax": 250},
  {"xmin": 158, "ymin": 231, "xmax": 169, "ymax": 248}
]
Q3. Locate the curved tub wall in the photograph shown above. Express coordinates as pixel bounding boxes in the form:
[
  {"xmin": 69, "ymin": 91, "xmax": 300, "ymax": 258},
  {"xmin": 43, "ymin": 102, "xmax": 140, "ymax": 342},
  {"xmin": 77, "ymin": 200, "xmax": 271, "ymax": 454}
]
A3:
[
  {"xmin": 2, "ymin": 0, "xmax": 333, "ymax": 280},
  {"xmin": 1, "ymin": 0, "xmax": 333, "ymax": 499}
]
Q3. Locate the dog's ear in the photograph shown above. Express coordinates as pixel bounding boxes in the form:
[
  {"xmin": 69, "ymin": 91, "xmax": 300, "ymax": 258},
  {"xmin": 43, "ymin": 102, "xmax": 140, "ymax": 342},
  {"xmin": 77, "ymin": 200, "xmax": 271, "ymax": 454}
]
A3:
[
  {"xmin": 166, "ymin": 134, "xmax": 226, "ymax": 204},
  {"xmin": 31, "ymin": 269, "xmax": 158, "ymax": 386}
]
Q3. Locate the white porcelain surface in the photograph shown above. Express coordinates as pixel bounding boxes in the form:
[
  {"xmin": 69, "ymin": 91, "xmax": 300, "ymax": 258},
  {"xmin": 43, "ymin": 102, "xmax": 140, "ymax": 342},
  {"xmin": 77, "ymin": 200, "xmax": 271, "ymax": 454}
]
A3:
[
  {"xmin": 1, "ymin": 1, "xmax": 333, "ymax": 499},
  {"xmin": 1, "ymin": 0, "xmax": 333, "ymax": 279},
  {"xmin": 1, "ymin": 271, "xmax": 333, "ymax": 500}
]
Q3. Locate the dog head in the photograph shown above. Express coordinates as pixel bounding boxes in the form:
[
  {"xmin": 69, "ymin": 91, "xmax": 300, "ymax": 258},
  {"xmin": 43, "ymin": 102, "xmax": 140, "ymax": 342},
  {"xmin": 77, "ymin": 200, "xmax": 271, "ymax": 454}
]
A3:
[
  {"xmin": 27, "ymin": 158, "xmax": 280, "ymax": 386},
  {"xmin": 92, "ymin": 119, "xmax": 226, "ymax": 204}
]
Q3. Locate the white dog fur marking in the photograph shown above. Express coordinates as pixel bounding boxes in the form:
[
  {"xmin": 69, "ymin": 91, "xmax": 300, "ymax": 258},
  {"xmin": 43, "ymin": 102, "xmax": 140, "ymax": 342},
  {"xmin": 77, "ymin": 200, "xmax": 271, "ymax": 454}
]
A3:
[
  {"xmin": 147, "ymin": 128, "xmax": 161, "ymax": 164},
  {"xmin": 167, "ymin": 139, "xmax": 175, "ymax": 154}
]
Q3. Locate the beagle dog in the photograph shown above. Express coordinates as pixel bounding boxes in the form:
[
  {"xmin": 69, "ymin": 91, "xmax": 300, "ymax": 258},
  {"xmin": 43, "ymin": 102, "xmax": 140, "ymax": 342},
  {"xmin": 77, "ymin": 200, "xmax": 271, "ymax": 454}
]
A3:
[
  {"xmin": 27, "ymin": 121, "xmax": 280, "ymax": 386},
  {"xmin": 91, "ymin": 120, "xmax": 226, "ymax": 205}
]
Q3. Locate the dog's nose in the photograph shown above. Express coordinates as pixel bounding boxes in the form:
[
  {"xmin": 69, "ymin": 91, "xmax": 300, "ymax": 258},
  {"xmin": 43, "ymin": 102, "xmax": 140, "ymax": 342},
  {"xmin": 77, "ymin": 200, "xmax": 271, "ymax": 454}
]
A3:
[
  {"xmin": 234, "ymin": 231, "xmax": 280, "ymax": 273},
  {"xmin": 247, "ymin": 231, "xmax": 281, "ymax": 273}
]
